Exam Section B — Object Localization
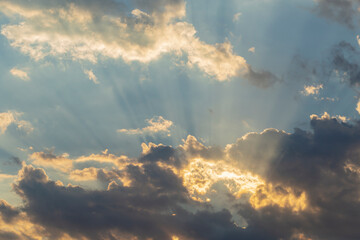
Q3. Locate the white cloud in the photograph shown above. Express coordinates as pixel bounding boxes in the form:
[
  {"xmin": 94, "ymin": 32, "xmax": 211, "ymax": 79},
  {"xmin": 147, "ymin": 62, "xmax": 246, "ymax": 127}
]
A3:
[
  {"xmin": 301, "ymin": 84, "xmax": 323, "ymax": 96},
  {"xmin": 118, "ymin": 116, "xmax": 173, "ymax": 136},
  {"xmin": 10, "ymin": 67, "xmax": 30, "ymax": 81},
  {"xmin": 0, "ymin": 0, "xmax": 275, "ymax": 84},
  {"xmin": 84, "ymin": 69, "xmax": 99, "ymax": 84},
  {"xmin": 0, "ymin": 111, "xmax": 33, "ymax": 134}
]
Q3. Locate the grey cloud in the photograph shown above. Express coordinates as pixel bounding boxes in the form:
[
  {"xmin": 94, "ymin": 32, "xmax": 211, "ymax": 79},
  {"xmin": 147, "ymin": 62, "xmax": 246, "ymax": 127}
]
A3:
[
  {"xmin": 313, "ymin": 0, "xmax": 360, "ymax": 28},
  {"xmin": 228, "ymin": 117, "xmax": 360, "ymax": 239},
  {"xmin": 0, "ymin": 231, "xmax": 21, "ymax": 240},
  {"xmin": 243, "ymin": 66, "xmax": 280, "ymax": 88},
  {"xmin": 0, "ymin": 200, "xmax": 19, "ymax": 223},
  {"xmin": 12, "ymin": 162, "xmax": 269, "ymax": 240},
  {"xmin": 289, "ymin": 41, "xmax": 360, "ymax": 87},
  {"xmin": 7, "ymin": 116, "xmax": 360, "ymax": 239},
  {"xmin": 329, "ymin": 41, "xmax": 360, "ymax": 86}
]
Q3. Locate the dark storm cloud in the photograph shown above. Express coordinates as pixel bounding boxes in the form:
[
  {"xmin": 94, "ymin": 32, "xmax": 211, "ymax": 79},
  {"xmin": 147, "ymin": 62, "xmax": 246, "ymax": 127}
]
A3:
[
  {"xmin": 6, "ymin": 117, "xmax": 360, "ymax": 239},
  {"xmin": 228, "ymin": 116, "xmax": 360, "ymax": 239},
  {"xmin": 12, "ymin": 161, "xmax": 269, "ymax": 240},
  {"xmin": 139, "ymin": 144, "xmax": 184, "ymax": 168},
  {"xmin": 313, "ymin": 0, "xmax": 360, "ymax": 28}
]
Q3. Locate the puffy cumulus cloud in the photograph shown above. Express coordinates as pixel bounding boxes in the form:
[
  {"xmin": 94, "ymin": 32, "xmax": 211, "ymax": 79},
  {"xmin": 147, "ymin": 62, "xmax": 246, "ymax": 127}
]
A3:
[
  {"xmin": 0, "ymin": 111, "xmax": 33, "ymax": 134},
  {"xmin": 11, "ymin": 164, "xmax": 262, "ymax": 240},
  {"xmin": 9, "ymin": 67, "xmax": 30, "ymax": 81},
  {"xmin": 118, "ymin": 116, "xmax": 173, "ymax": 136},
  {"xmin": 0, "ymin": 0, "xmax": 278, "ymax": 85},
  {"xmin": 301, "ymin": 84, "xmax": 323, "ymax": 96},
  {"xmin": 227, "ymin": 116, "xmax": 360, "ymax": 239},
  {"xmin": 310, "ymin": 111, "xmax": 349, "ymax": 122},
  {"xmin": 4, "ymin": 117, "xmax": 360, "ymax": 239}
]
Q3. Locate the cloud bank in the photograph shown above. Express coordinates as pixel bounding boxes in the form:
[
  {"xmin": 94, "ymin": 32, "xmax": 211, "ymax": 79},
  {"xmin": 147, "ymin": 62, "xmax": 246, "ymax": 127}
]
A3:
[
  {"xmin": 1, "ymin": 115, "xmax": 360, "ymax": 239},
  {"xmin": 0, "ymin": 0, "xmax": 278, "ymax": 86}
]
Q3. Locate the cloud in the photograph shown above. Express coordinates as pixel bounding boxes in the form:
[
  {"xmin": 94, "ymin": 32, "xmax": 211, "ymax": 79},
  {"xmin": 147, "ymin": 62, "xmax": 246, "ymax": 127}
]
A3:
[
  {"xmin": 29, "ymin": 150, "xmax": 73, "ymax": 172},
  {"xmin": 301, "ymin": 84, "xmax": 323, "ymax": 96},
  {"xmin": 118, "ymin": 116, "xmax": 173, "ymax": 136},
  {"xmin": 289, "ymin": 41, "xmax": 360, "ymax": 88},
  {"xmin": 310, "ymin": 112, "xmax": 349, "ymax": 122},
  {"xmin": 330, "ymin": 41, "xmax": 360, "ymax": 86},
  {"xmin": 248, "ymin": 47, "xmax": 255, "ymax": 53},
  {"xmin": 9, "ymin": 68, "xmax": 30, "ymax": 81},
  {"xmin": 0, "ymin": 174, "xmax": 16, "ymax": 182},
  {"xmin": 3, "ymin": 116, "xmax": 360, "ymax": 239},
  {"xmin": 29, "ymin": 148, "xmax": 132, "ymax": 172},
  {"xmin": 312, "ymin": 0, "xmax": 360, "ymax": 28},
  {"xmin": 83, "ymin": 69, "xmax": 99, "ymax": 84},
  {"xmin": 233, "ymin": 12, "xmax": 242, "ymax": 22},
  {"xmin": 0, "ymin": 0, "xmax": 278, "ymax": 85},
  {"xmin": 244, "ymin": 66, "xmax": 280, "ymax": 88},
  {"xmin": 0, "ymin": 111, "xmax": 33, "ymax": 134}
]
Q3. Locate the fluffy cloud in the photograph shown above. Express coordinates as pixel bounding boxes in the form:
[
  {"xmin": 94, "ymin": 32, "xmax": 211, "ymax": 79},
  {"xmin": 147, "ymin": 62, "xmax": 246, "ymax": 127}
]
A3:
[
  {"xmin": 0, "ymin": 0, "xmax": 278, "ymax": 86},
  {"xmin": 2, "ymin": 115, "xmax": 360, "ymax": 239},
  {"xmin": 301, "ymin": 84, "xmax": 323, "ymax": 96},
  {"xmin": 118, "ymin": 116, "xmax": 173, "ymax": 136},
  {"xmin": 9, "ymin": 67, "xmax": 30, "ymax": 81},
  {"xmin": 0, "ymin": 111, "xmax": 33, "ymax": 134}
]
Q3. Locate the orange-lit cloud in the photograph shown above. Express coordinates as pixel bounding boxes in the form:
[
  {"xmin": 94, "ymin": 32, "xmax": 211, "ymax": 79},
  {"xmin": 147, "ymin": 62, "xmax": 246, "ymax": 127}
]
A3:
[
  {"xmin": 0, "ymin": 111, "xmax": 33, "ymax": 134},
  {"xmin": 0, "ymin": 0, "xmax": 277, "ymax": 85}
]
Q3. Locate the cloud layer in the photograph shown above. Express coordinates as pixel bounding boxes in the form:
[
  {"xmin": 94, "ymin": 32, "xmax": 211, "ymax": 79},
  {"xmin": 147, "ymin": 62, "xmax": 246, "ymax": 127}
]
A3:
[
  {"xmin": 1, "ymin": 115, "xmax": 360, "ymax": 239},
  {"xmin": 0, "ymin": 0, "xmax": 277, "ymax": 86}
]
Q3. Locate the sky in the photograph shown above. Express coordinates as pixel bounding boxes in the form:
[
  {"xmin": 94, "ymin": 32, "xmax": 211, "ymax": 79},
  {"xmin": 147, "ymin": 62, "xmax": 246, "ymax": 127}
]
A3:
[{"xmin": 1, "ymin": 0, "xmax": 360, "ymax": 239}]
